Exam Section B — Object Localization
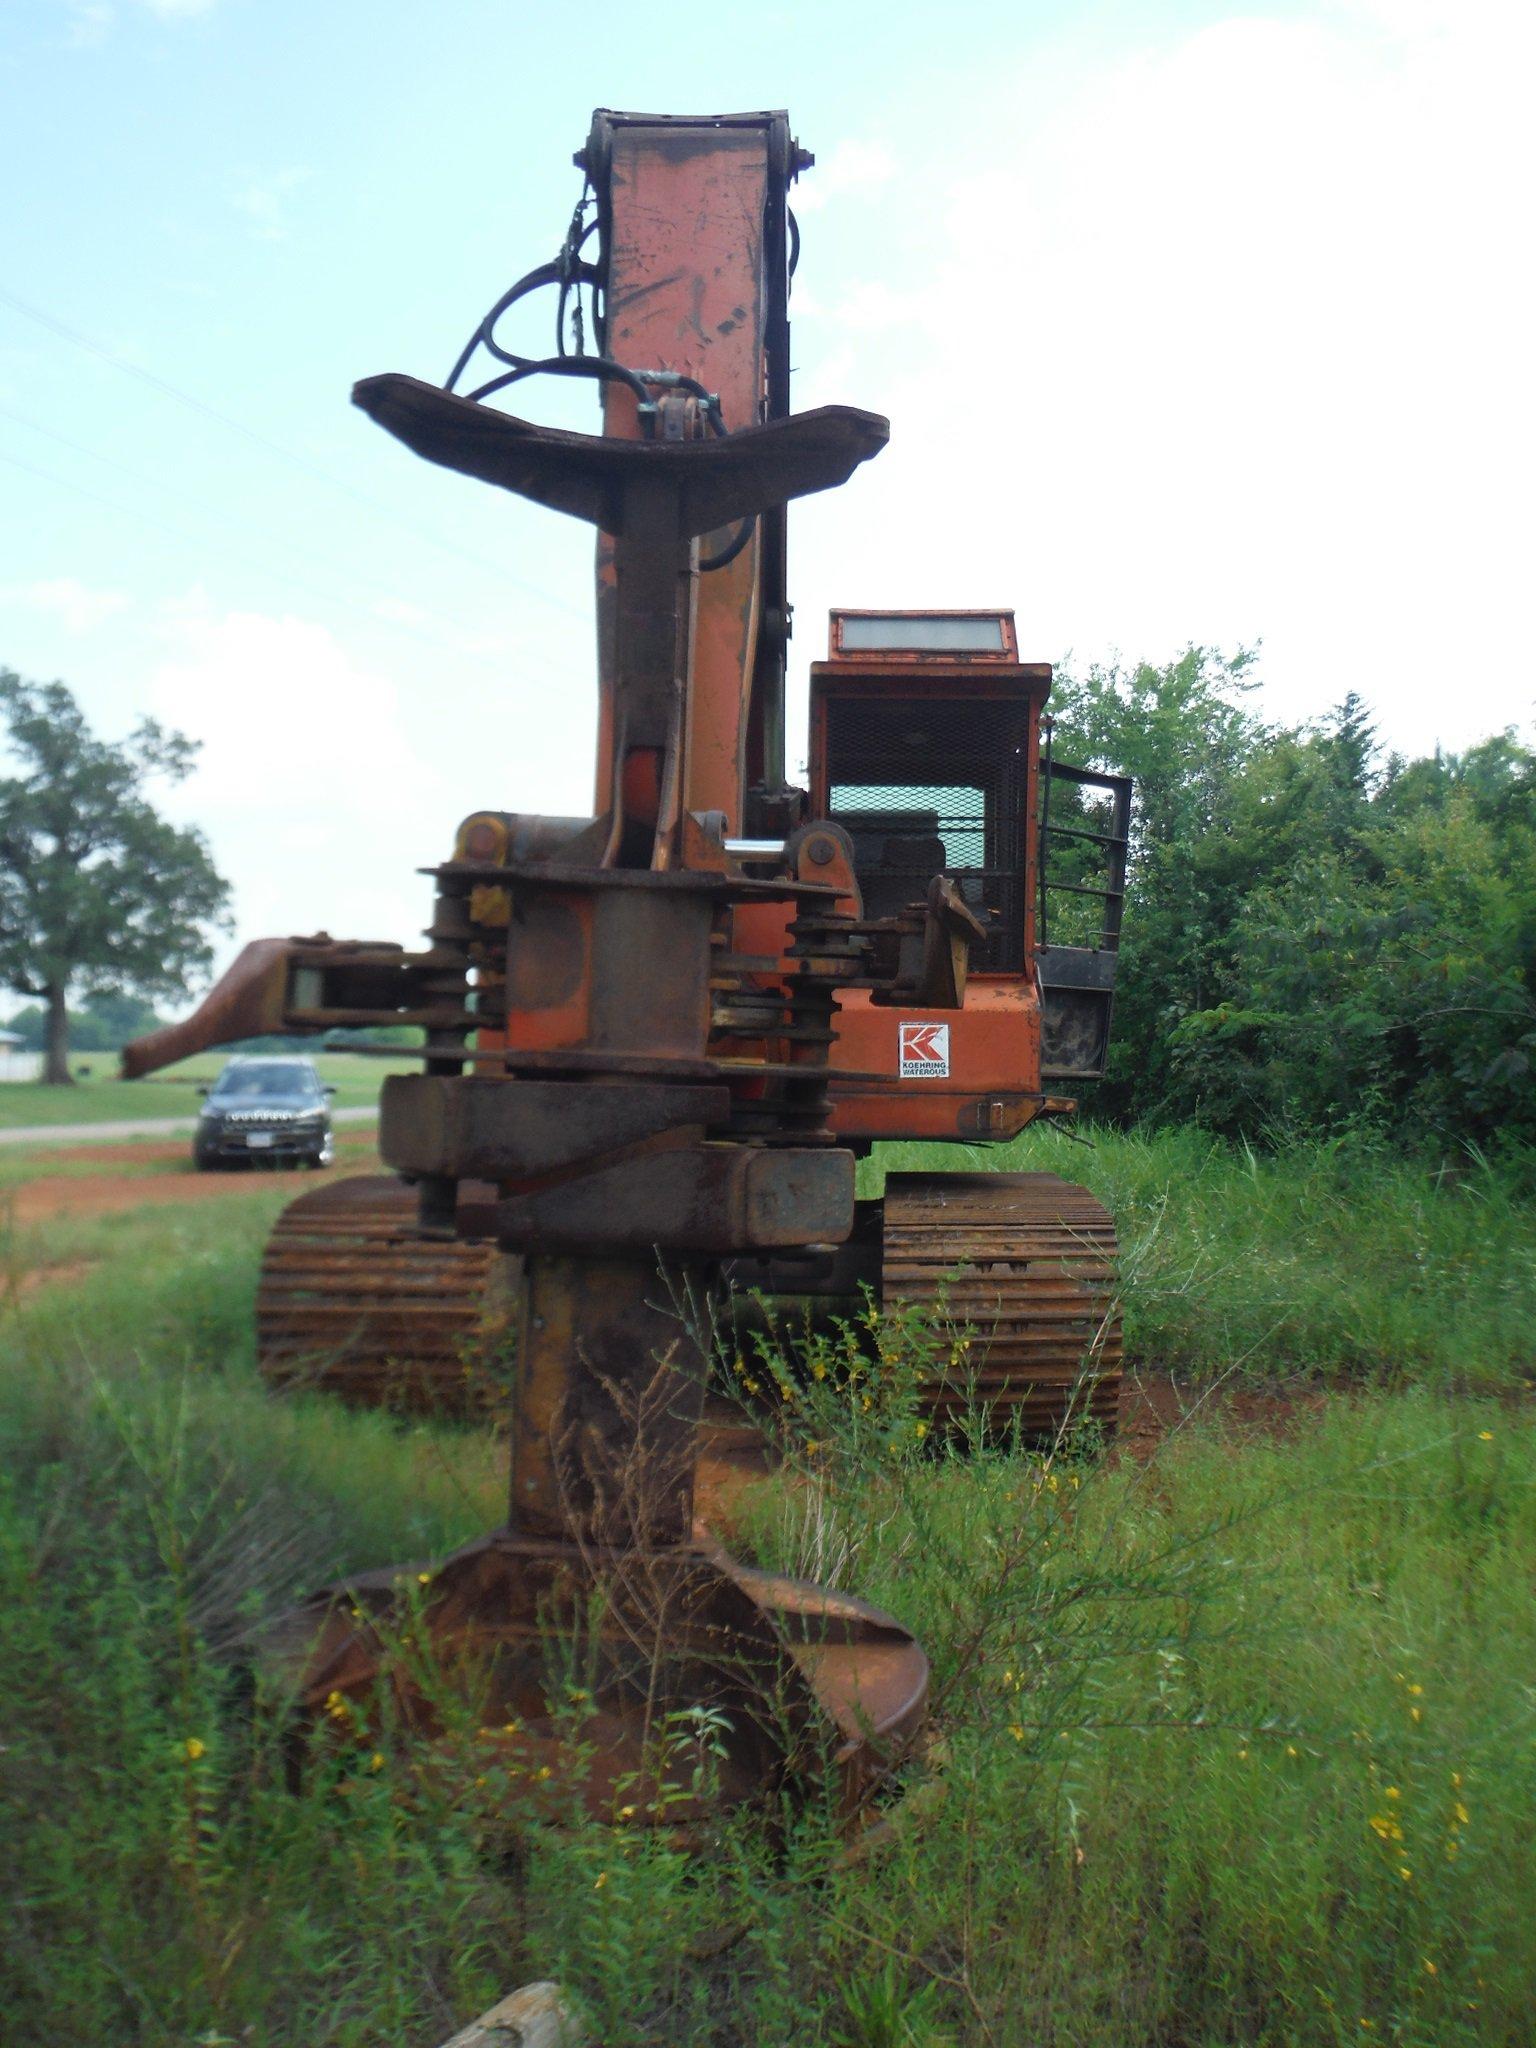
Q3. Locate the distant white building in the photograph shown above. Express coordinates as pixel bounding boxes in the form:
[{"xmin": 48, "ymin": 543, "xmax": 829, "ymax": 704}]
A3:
[{"xmin": 0, "ymin": 1030, "xmax": 42, "ymax": 1082}]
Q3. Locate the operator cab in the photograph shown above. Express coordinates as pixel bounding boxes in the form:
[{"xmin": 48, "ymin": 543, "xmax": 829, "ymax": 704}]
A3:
[{"xmin": 808, "ymin": 609, "xmax": 1131, "ymax": 1080}]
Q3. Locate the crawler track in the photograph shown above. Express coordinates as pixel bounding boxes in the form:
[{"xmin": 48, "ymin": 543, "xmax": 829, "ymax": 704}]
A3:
[
  {"xmin": 254, "ymin": 1169, "xmax": 1122, "ymax": 1439},
  {"xmin": 256, "ymin": 1175, "xmax": 512, "ymax": 1414},
  {"xmin": 881, "ymin": 1171, "xmax": 1122, "ymax": 1434}
]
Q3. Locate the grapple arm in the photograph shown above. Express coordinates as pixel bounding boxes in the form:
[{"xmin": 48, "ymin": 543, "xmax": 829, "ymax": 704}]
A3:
[{"xmin": 119, "ymin": 935, "xmax": 431, "ymax": 1079}]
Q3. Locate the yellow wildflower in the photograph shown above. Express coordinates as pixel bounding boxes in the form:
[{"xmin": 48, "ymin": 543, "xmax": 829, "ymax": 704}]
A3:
[
  {"xmin": 417, "ymin": 1572, "xmax": 432, "ymax": 1585},
  {"xmin": 1422, "ymin": 1959, "xmax": 1437, "ymax": 1976},
  {"xmin": 1007, "ymin": 1724, "xmax": 1025, "ymax": 1742},
  {"xmin": 594, "ymin": 1872, "xmax": 608, "ymax": 1890},
  {"xmin": 1398, "ymin": 1866, "xmax": 1412, "ymax": 1881},
  {"xmin": 182, "ymin": 1737, "xmax": 206, "ymax": 1762},
  {"xmin": 369, "ymin": 1752, "xmax": 385, "ymax": 1773},
  {"xmin": 1455, "ymin": 1802, "xmax": 1470, "ymax": 1826},
  {"xmin": 1478, "ymin": 1430, "xmax": 1493, "ymax": 1440},
  {"xmin": 1385, "ymin": 1786, "xmax": 1401, "ymax": 1801}
]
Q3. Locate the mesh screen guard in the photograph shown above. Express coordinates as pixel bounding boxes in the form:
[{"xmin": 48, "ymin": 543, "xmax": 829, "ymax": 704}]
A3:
[{"xmin": 821, "ymin": 694, "xmax": 1031, "ymax": 971}]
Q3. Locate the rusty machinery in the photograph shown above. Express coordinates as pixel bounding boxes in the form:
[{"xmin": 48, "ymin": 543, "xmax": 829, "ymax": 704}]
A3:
[{"xmin": 124, "ymin": 110, "xmax": 1130, "ymax": 1817}]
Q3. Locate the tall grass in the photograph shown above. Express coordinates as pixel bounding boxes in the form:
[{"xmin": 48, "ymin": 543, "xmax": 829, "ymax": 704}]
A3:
[
  {"xmin": 867, "ymin": 1124, "xmax": 1536, "ymax": 1390},
  {"xmin": 2, "ymin": 1131, "xmax": 1534, "ymax": 2043}
]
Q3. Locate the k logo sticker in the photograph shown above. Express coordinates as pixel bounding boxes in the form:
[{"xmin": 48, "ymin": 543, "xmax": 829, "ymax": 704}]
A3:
[{"xmin": 899, "ymin": 1021, "xmax": 950, "ymax": 1078}]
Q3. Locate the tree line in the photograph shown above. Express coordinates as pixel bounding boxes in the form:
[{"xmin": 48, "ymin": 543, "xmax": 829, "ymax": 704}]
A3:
[
  {"xmin": 4, "ymin": 659, "xmax": 1532, "ymax": 1145},
  {"xmin": 1046, "ymin": 649, "xmax": 1536, "ymax": 1153}
]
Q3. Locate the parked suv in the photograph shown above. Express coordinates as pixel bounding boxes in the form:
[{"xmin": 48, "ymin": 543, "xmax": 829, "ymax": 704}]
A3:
[{"xmin": 193, "ymin": 1055, "xmax": 335, "ymax": 1170}]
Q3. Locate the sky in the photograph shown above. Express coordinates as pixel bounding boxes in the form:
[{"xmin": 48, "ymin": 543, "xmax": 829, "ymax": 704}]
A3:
[{"xmin": 2, "ymin": 0, "xmax": 1532, "ymax": 999}]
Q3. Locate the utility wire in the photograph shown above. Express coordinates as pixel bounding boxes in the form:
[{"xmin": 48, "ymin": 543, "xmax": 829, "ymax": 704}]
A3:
[
  {"xmin": 0, "ymin": 282, "xmax": 586, "ymax": 621},
  {"xmin": 0, "ymin": 441, "xmax": 527, "ymax": 676},
  {"xmin": 0, "ymin": 397, "xmax": 495, "ymax": 624}
]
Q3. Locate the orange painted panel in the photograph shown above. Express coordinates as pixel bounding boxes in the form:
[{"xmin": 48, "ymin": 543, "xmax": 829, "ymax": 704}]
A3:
[
  {"xmin": 828, "ymin": 979, "xmax": 1044, "ymax": 1142},
  {"xmin": 597, "ymin": 126, "xmax": 771, "ymax": 832}
]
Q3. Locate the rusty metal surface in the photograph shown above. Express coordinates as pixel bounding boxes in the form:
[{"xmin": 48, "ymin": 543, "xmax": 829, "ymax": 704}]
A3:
[
  {"xmin": 120, "ymin": 937, "xmax": 304, "ymax": 1078},
  {"xmin": 380, "ymin": 1073, "xmax": 729, "ymax": 1180},
  {"xmin": 881, "ymin": 1171, "xmax": 1122, "ymax": 1434},
  {"xmin": 353, "ymin": 377, "xmax": 888, "ymax": 540},
  {"xmin": 494, "ymin": 1144, "xmax": 854, "ymax": 1256},
  {"xmin": 256, "ymin": 1176, "xmax": 511, "ymax": 1414},
  {"xmin": 511, "ymin": 1255, "xmax": 706, "ymax": 1547},
  {"xmin": 264, "ymin": 1528, "xmax": 926, "ymax": 1828}
]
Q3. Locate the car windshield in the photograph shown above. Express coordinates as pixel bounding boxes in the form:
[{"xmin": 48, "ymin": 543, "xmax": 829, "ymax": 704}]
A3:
[{"xmin": 212, "ymin": 1062, "xmax": 319, "ymax": 1100}]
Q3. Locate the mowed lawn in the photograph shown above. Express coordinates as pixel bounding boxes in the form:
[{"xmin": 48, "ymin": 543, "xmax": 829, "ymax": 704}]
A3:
[
  {"xmin": 2, "ymin": 1127, "xmax": 1534, "ymax": 2046},
  {"xmin": 0, "ymin": 1049, "xmax": 409, "ymax": 1128}
]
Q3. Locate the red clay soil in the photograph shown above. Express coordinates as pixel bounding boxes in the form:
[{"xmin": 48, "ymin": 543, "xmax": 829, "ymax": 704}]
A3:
[
  {"xmin": 1, "ymin": 1258, "xmax": 97, "ymax": 1305},
  {"xmin": 1113, "ymin": 1368, "xmax": 1330, "ymax": 1460},
  {"xmin": 20, "ymin": 1141, "xmax": 200, "ymax": 1167},
  {"xmin": 3, "ymin": 1149, "xmax": 378, "ymax": 1227}
]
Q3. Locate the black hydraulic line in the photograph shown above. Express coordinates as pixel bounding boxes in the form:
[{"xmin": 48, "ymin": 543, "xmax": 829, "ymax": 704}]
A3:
[
  {"xmin": 465, "ymin": 356, "xmax": 654, "ymax": 408},
  {"xmin": 446, "ymin": 256, "xmax": 601, "ymax": 391},
  {"xmin": 444, "ymin": 176, "xmax": 743, "ymax": 459},
  {"xmin": 699, "ymin": 517, "xmax": 756, "ymax": 573},
  {"xmin": 556, "ymin": 213, "xmax": 602, "ymax": 358}
]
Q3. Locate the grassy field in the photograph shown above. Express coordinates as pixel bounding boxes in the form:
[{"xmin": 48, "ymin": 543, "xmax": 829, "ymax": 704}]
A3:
[
  {"xmin": 2, "ymin": 1129, "xmax": 1534, "ymax": 2045},
  {"xmin": 0, "ymin": 1050, "xmax": 409, "ymax": 1128}
]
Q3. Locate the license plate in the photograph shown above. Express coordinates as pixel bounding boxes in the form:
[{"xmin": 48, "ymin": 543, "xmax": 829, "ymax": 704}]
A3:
[{"xmin": 246, "ymin": 1132, "xmax": 275, "ymax": 1149}]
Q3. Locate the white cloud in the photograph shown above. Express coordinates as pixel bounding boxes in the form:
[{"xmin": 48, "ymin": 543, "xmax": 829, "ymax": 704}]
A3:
[
  {"xmin": 147, "ymin": 601, "xmax": 450, "ymax": 952},
  {"xmin": 793, "ymin": 138, "xmax": 897, "ymax": 215},
  {"xmin": 789, "ymin": 4, "xmax": 1536, "ymax": 758},
  {"xmin": 232, "ymin": 167, "xmax": 311, "ymax": 244},
  {"xmin": 62, "ymin": 2, "xmax": 113, "ymax": 47},
  {"xmin": 3, "ymin": 577, "xmax": 130, "ymax": 632},
  {"xmin": 61, "ymin": 0, "xmax": 218, "ymax": 41}
]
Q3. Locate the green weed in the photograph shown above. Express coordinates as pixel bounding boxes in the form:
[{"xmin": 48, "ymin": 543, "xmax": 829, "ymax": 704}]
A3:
[
  {"xmin": 867, "ymin": 1125, "xmax": 1536, "ymax": 1391},
  {"xmin": 1, "ymin": 1131, "xmax": 1533, "ymax": 2043}
]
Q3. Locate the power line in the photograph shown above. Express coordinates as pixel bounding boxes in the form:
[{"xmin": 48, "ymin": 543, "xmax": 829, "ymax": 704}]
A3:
[
  {"xmin": 0, "ymin": 282, "xmax": 587, "ymax": 622},
  {"xmin": 0, "ymin": 397, "xmax": 493, "ymax": 625},
  {"xmin": 0, "ymin": 441, "xmax": 525, "ymax": 674}
]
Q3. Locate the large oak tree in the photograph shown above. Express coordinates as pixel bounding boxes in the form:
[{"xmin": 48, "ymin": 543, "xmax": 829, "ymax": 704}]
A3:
[{"xmin": 0, "ymin": 669, "xmax": 231, "ymax": 1083}]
